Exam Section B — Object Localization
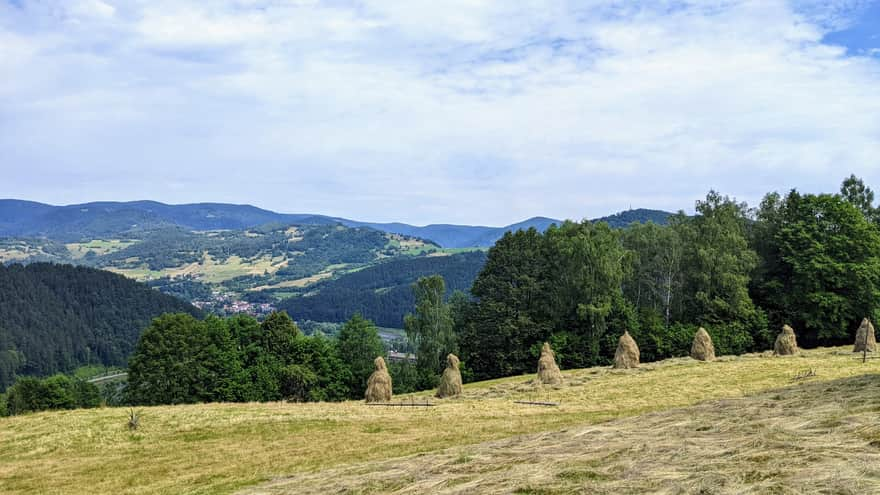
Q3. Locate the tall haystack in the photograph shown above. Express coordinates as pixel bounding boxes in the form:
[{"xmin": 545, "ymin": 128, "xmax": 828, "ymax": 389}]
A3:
[
  {"xmin": 853, "ymin": 318, "xmax": 877, "ymax": 353},
  {"xmin": 536, "ymin": 342, "xmax": 564, "ymax": 385},
  {"xmin": 691, "ymin": 327, "xmax": 715, "ymax": 362},
  {"xmin": 435, "ymin": 354, "xmax": 463, "ymax": 398},
  {"xmin": 613, "ymin": 331, "xmax": 640, "ymax": 369},
  {"xmin": 365, "ymin": 356, "xmax": 392, "ymax": 403},
  {"xmin": 774, "ymin": 324, "xmax": 799, "ymax": 356}
]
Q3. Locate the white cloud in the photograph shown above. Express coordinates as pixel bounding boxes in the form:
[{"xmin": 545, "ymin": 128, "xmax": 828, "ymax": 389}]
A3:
[{"xmin": 0, "ymin": 0, "xmax": 878, "ymax": 225}]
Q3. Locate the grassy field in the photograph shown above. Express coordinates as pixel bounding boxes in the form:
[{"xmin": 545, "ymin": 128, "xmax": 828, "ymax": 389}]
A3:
[
  {"xmin": 66, "ymin": 240, "xmax": 138, "ymax": 259},
  {"xmin": 0, "ymin": 239, "xmax": 70, "ymax": 263},
  {"xmin": 108, "ymin": 253, "xmax": 288, "ymax": 283},
  {"xmin": 258, "ymin": 372, "xmax": 880, "ymax": 494},
  {"xmin": 1, "ymin": 347, "xmax": 878, "ymax": 495}
]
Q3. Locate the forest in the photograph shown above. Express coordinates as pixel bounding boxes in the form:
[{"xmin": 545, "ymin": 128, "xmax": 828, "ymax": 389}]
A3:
[{"xmin": 0, "ymin": 263, "xmax": 200, "ymax": 389}]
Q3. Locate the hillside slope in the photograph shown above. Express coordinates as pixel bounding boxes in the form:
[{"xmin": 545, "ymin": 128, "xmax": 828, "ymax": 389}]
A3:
[
  {"xmin": 255, "ymin": 371, "xmax": 880, "ymax": 494},
  {"xmin": 0, "ymin": 224, "xmax": 439, "ymax": 305},
  {"xmin": 0, "ymin": 263, "xmax": 200, "ymax": 388},
  {"xmin": 0, "ymin": 347, "xmax": 876, "ymax": 495},
  {"xmin": 0, "ymin": 200, "xmax": 342, "ymax": 240},
  {"xmin": 278, "ymin": 251, "xmax": 487, "ymax": 327}
]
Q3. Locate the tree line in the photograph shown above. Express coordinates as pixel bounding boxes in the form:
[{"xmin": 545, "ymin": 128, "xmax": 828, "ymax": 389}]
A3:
[
  {"xmin": 125, "ymin": 311, "xmax": 414, "ymax": 405},
  {"xmin": 456, "ymin": 176, "xmax": 880, "ymax": 380}
]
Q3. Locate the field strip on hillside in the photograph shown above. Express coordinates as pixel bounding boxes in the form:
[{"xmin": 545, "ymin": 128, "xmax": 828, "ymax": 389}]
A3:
[
  {"xmin": 243, "ymin": 373, "xmax": 880, "ymax": 495},
  {"xmin": 1, "ymin": 348, "xmax": 879, "ymax": 495},
  {"xmin": 248, "ymin": 271, "xmax": 335, "ymax": 291}
]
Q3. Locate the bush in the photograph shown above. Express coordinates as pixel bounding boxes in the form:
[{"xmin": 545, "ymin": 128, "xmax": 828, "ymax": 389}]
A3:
[
  {"xmin": 388, "ymin": 360, "xmax": 419, "ymax": 394},
  {"xmin": 280, "ymin": 364, "xmax": 318, "ymax": 402},
  {"xmin": 3, "ymin": 374, "xmax": 101, "ymax": 415},
  {"xmin": 5, "ymin": 377, "xmax": 51, "ymax": 415},
  {"xmin": 707, "ymin": 322, "xmax": 754, "ymax": 357}
]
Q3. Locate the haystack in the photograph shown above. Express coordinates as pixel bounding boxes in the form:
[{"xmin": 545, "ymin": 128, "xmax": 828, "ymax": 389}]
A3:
[
  {"xmin": 691, "ymin": 327, "xmax": 715, "ymax": 362},
  {"xmin": 435, "ymin": 354, "xmax": 463, "ymax": 398},
  {"xmin": 613, "ymin": 331, "xmax": 640, "ymax": 369},
  {"xmin": 536, "ymin": 342, "xmax": 564, "ymax": 385},
  {"xmin": 773, "ymin": 325, "xmax": 799, "ymax": 356},
  {"xmin": 365, "ymin": 356, "xmax": 392, "ymax": 403},
  {"xmin": 853, "ymin": 318, "xmax": 877, "ymax": 353}
]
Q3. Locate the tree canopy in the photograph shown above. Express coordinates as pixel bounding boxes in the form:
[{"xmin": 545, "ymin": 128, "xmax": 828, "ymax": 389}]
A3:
[{"xmin": 459, "ymin": 177, "xmax": 880, "ymax": 381}]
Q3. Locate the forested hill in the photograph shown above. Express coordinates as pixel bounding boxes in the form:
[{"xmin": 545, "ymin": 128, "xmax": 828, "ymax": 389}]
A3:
[
  {"xmin": 0, "ymin": 200, "xmax": 343, "ymax": 241},
  {"xmin": 278, "ymin": 251, "xmax": 487, "ymax": 327},
  {"xmin": 0, "ymin": 199, "xmax": 672, "ymax": 247},
  {"xmin": 0, "ymin": 263, "xmax": 200, "ymax": 389},
  {"xmin": 596, "ymin": 208, "xmax": 673, "ymax": 228}
]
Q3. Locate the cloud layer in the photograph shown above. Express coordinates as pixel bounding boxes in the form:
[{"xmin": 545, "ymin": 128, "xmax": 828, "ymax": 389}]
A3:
[{"xmin": 1, "ymin": 0, "xmax": 879, "ymax": 225}]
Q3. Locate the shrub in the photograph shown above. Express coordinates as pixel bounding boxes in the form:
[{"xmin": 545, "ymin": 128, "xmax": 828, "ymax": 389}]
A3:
[{"xmin": 3, "ymin": 375, "xmax": 100, "ymax": 415}]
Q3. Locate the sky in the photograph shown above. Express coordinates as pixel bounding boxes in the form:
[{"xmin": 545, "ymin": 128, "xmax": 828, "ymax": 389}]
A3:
[{"xmin": 1, "ymin": 0, "xmax": 879, "ymax": 226}]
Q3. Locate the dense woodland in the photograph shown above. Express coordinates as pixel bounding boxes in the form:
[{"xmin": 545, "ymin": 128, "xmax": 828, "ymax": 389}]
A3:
[
  {"xmin": 0, "ymin": 263, "xmax": 200, "ymax": 389},
  {"xmin": 458, "ymin": 176, "xmax": 880, "ymax": 380}
]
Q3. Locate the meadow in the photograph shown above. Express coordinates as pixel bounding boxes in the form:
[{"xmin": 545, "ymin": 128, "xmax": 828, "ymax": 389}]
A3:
[{"xmin": 1, "ymin": 347, "xmax": 878, "ymax": 494}]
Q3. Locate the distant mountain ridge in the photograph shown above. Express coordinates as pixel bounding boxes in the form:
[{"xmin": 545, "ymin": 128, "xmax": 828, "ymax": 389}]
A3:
[{"xmin": 0, "ymin": 199, "xmax": 672, "ymax": 247}]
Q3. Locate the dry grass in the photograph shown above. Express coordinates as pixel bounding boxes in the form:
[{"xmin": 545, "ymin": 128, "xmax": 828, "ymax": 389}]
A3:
[
  {"xmin": 109, "ymin": 253, "xmax": 287, "ymax": 283},
  {"xmin": 612, "ymin": 331, "xmax": 639, "ymax": 369},
  {"xmin": 536, "ymin": 343, "xmax": 564, "ymax": 385},
  {"xmin": 256, "ymin": 373, "xmax": 880, "ymax": 494},
  {"xmin": 365, "ymin": 357, "xmax": 393, "ymax": 403},
  {"xmin": 1, "ymin": 347, "xmax": 878, "ymax": 495},
  {"xmin": 248, "ymin": 271, "xmax": 335, "ymax": 291},
  {"xmin": 435, "ymin": 354, "xmax": 463, "ymax": 399}
]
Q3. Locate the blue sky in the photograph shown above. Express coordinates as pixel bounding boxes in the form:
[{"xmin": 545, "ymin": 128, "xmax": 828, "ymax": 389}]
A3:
[{"xmin": 1, "ymin": 0, "xmax": 879, "ymax": 226}]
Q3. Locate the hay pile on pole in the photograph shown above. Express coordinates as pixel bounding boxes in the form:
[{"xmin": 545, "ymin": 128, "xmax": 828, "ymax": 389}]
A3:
[
  {"xmin": 613, "ymin": 331, "xmax": 640, "ymax": 369},
  {"xmin": 536, "ymin": 342, "xmax": 564, "ymax": 385},
  {"xmin": 773, "ymin": 325, "xmax": 799, "ymax": 356},
  {"xmin": 853, "ymin": 318, "xmax": 877, "ymax": 353},
  {"xmin": 365, "ymin": 356, "xmax": 392, "ymax": 403},
  {"xmin": 690, "ymin": 327, "xmax": 716, "ymax": 362},
  {"xmin": 435, "ymin": 354, "xmax": 463, "ymax": 398}
]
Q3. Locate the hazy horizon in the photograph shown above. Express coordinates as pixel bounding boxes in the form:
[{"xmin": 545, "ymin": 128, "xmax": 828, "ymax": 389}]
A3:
[{"xmin": 2, "ymin": 1, "xmax": 879, "ymax": 225}]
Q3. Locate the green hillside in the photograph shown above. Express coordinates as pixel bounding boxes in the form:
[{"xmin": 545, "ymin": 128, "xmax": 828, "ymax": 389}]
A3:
[
  {"xmin": 0, "ymin": 224, "xmax": 440, "ymax": 304},
  {"xmin": 277, "ymin": 251, "xmax": 487, "ymax": 327},
  {"xmin": 0, "ymin": 263, "xmax": 200, "ymax": 389}
]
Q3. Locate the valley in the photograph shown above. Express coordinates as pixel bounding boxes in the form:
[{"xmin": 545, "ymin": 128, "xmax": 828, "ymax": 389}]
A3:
[
  {"xmin": 0, "ymin": 200, "xmax": 668, "ymax": 326},
  {"xmin": 0, "ymin": 223, "xmax": 478, "ymax": 319}
]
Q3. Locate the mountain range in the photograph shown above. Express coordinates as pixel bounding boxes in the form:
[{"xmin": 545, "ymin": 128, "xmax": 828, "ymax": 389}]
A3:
[{"xmin": 0, "ymin": 199, "xmax": 672, "ymax": 248}]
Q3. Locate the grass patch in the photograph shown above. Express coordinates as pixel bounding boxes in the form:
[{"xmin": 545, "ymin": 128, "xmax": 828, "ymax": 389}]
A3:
[{"xmin": 66, "ymin": 239, "xmax": 138, "ymax": 259}]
